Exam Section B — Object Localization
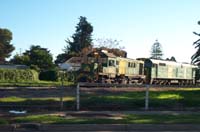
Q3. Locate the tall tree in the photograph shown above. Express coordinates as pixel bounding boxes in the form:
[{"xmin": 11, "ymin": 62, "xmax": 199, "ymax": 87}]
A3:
[
  {"xmin": 0, "ymin": 28, "xmax": 15, "ymax": 63},
  {"xmin": 55, "ymin": 16, "xmax": 93, "ymax": 64},
  {"xmin": 11, "ymin": 45, "xmax": 54, "ymax": 71},
  {"xmin": 191, "ymin": 21, "xmax": 200, "ymax": 65},
  {"xmin": 150, "ymin": 40, "xmax": 163, "ymax": 59},
  {"xmin": 65, "ymin": 16, "xmax": 93, "ymax": 54}
]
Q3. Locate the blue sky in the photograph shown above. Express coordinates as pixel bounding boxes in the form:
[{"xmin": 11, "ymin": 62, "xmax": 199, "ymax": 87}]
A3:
[{"xmin": 1, "ymin": 0, "xmax": 200, "ymax": 62}]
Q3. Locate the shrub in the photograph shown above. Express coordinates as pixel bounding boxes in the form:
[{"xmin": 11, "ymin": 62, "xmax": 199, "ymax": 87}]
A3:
[
  {"xmin": 0, "ymin": 69, "xmax": 38, "ymax": 82},
  {"xmin": 39, "ymin": 70, "xmax": 59, "ymax": 81}
]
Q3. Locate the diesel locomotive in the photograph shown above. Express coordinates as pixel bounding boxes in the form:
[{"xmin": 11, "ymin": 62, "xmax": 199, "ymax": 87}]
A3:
[{"xmin": 78, "ymin": 50, "xmax": 197, "ymax": 85}]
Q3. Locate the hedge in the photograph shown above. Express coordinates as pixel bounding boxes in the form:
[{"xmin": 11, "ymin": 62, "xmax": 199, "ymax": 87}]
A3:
[
  {"xmin": 0, "ymin": 69, "xmax": 38, "ymax": 82},
  {"xmin": 39, "ymin": 70, "xmax": 59, "ymax": 81}
]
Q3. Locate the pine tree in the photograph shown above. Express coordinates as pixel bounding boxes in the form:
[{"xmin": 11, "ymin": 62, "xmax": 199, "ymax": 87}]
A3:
[
  {"xmin": 0, "ymin": 28, "xmax": 15, "ymax": 63},
  {"xmin": 55, "ymin": 16, "xmax": 93, "ymax": 64},
  {"xmin": 150, "ymin": 40, "xmax": 163, "ymax": 59},
  {"xmin": 65, "ymin": 16, "xmax": 93, "ymax": 54}
]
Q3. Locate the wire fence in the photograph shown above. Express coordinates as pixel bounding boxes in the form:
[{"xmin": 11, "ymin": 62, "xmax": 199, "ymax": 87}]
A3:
[
  {"xmin": 0, "ymin": 84, "xmax": 200, "ymax": 112},
  {"xmin": 77, "ymin": 83, "xmax": 200, "ymax": 111}
]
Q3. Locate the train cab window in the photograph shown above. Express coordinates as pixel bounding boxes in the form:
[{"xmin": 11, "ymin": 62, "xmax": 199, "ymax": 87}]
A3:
[
  {"xmin": 109, "ymin": 60, "xmax": 115, "ymax": 66},
  {"xmin": 128, "ymin": 62, "xmax": 136, "ymax": 68},
  {"xmin": 159, "ymin": 63, "xmax": 166, "ymax": 66},
  {"xmin": 116, "ymin": 61, "xmax": 119, "ymax": 65}
]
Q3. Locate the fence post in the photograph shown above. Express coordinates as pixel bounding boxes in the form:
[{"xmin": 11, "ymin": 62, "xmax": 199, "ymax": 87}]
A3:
[
  {"xmin": 60, "ymin": 70, "xmax": 64, "ymax": 110},
  {"xmin": 145, "ymin": 84, "xmax": 149, "ymax": 110},
  {"xmin": 76, "ymin": 83, "xmax": 80, "ymax": 111}
]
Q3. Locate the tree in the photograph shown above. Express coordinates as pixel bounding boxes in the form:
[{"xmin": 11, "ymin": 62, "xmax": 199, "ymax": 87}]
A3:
[
  {"xmin": 94, "ymin": 38, "xmax": 127, "ymax": 57},
  {"xmin": 150, "ymin": 40, "xmax": 163, "ymax": 59},
  {"xmin": 65, "ymin": 16, "xmax": 93, "ymax": 54},
  {"xmin": 10, "ymin": 54, "xmax": 30, "ymax": 65},
  {"xmin": 191, "ymin": 21, "xmax": 200, "ymax": 65},
  {"xmin": 55, "ymin": 16, "xmax": 93, "ymax": 64},
  {"xmin": 170, "ymin": 56, "xmax": 176, "ymax": 62},
  {"xmin": 11, "ymin": 45, "xmax": 54, "ymax": 71},
  {"xmin": 166, "ymin": 56, "xmax": 176, "ymax": 62},
  {"xmin": 0, "ymin": 28, "xmax": 15, "ymax": 63}
]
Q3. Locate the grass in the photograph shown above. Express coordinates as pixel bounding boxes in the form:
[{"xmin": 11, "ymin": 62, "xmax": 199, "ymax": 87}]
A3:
[
  {"xmin": 0, "ymin": 96, "xmax": 75, "ymax": 103},
  {"xmin": 0, "ymin": 118, "xmax": 8, "ymax": 125},
  {"xmin": 80, "ymin": 88, "xmax": 200, "ymax": 110},
  {"xmin": 12, "ymin": 113, "xmax": 200, "ymax": 124},
  {"xmin": 0, "ymin": 80, "xmax": 73, "ymax": 87},
  {"xmin": 0, "ymin": 87, "xmax": 200, "ymax": 110}
]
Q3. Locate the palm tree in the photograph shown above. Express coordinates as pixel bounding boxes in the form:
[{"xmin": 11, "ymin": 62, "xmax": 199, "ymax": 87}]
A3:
[{"xmin": 191, "ymin": 21, "xmax": 200, "ymax": 65}]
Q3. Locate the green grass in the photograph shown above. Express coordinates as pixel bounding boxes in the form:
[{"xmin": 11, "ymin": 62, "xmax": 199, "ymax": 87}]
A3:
[
  {"xmin": 80, "ymin": 88, "xmax": 200, "ymax": 110},
  {"xmin": 13, "ymin": 114, "xmax": 200, "ymax": 124},
  {"xmin": 0, "ymin": 80, "xmax": 73, "ymax": 87},
  {"xmin": 0, "ymin": 87, "xmax": 200, "ymax": 110},
  {"xmin": 0, "ymin": 118, "xmax": 8, "ymax": 125},
  {"xmin": 0, "ymin": 96, "xmax": 75, "ymax": 103}
]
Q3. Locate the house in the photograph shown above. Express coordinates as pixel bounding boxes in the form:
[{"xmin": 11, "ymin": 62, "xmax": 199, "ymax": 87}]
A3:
[{"xmin": 59, "ymin": 57, "xmax": 82, "ymax": 71}]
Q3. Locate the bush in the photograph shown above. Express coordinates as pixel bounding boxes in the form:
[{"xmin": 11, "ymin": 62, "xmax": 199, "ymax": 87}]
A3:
[
  {"xmin": 0, "ymin": 69, "xmax": 38, "ymax": 82},
  {"xmin": 39, "ymin": 70, "xmax": 59, "ymax": 81}
]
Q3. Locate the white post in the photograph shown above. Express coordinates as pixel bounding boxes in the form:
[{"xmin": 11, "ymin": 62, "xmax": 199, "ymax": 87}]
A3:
[
  {"xmin": 60, "ymin": 70, "xmax": 64, "ymax": 110},
  {"xmin": 76, "ymin": 83, "xmax": 80, "ymax": 111},
  {"xmin": 145, "ymin": 84, "xmax": 149, "ymax": 110}
]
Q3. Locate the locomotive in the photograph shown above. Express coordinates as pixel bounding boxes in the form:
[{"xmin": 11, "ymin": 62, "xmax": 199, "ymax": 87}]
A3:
[{"xmin": 78, "ymin": 50, "xmax": 197, "ymax": 85}]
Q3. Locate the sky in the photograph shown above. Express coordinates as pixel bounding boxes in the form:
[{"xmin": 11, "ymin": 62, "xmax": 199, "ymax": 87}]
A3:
[{"xmin": 0, "ymin": 0, "xmax": 200, "ymax": 63}]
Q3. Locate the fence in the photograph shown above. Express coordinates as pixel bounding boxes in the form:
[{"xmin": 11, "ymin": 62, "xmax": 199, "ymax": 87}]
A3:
[
  {"xmin": 0, "ymin": 84, "xmax": 200, "ymax": 111},
  {"xmin": 77, "ymin": 83, "xmax": 200, "ymax": 111},
  {"xmin": 0, "ymin": 86, "xmax": 77, "ymax": 111}
]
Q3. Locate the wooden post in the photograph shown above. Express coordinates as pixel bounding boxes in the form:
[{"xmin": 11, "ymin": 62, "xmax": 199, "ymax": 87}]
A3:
[
  {"xmin": 76, "ymin": 83, "xmax": 80, "ymax": 111},
  {"xmin": 145, "ymin": 84, "xmax": 149, "ymax": 110}
]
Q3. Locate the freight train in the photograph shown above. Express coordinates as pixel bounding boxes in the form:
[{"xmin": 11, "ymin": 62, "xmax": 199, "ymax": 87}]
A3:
[{"xmin": 78, "ymin": 50, "xmax": 198, "ymax": 85}]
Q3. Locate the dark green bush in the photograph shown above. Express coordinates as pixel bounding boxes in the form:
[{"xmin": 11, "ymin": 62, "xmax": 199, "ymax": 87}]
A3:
[
  {"xmin": 39, "ymin": 70, "xmax": 59, "ymax": 81},
  {"xmin": 0, "ymin": 69, "xmax": 38, "ymax": 82}
]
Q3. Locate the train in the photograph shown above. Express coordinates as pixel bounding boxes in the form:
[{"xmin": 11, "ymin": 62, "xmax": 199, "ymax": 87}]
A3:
[{"xmin": 77, "ymin": 50, "xmax": 198, "ymax": 85}]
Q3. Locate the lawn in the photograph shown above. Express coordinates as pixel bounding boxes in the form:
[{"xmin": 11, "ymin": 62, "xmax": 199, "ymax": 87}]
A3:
[
  {"xmin": 0, "ymin": 80, "xmax": 73, "ymax": 87},
  {"xmin": 80, "ymin": 88, "xmax": 200, "ymax": 110},
  {"xmin": 0, "ymin": 87, "xmax": 200, "ymax": 110},
  {"xmin": 11, "ymin": 113, "xmax": 200, "ymax": 124}
]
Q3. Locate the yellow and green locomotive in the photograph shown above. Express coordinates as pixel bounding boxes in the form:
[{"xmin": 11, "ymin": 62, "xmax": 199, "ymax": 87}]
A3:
[{"xmin": 78, "ymin": 50, "xmax": 197, "ymax": 85}]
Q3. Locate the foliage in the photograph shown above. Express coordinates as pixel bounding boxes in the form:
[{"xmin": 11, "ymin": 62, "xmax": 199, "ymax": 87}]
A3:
[
  {"xmin": 166, "ymin": 56, "xmax": 176, "ymax": 62},
  {"xmin": 39, "ymin": 70, "xmax": 60, "ymax": 81},
  {"xmin": 10, "ymin": 54, "xmax": 30, "ymax": 65},
  {"xmin": 76, "ymin": 63, "xmax": 95, "ymax": 82},
  {"xmin": 0, "ymin": 28, "xmax": 15, "ymax": 63},
  {"xmin": 55, "ymin": 16, "xmax": 93, "ymax": 64},
  {"xmin": 11, "ymin": 45, "xmax": 55, "ymax": 71},
  {"xmin": 65, "ymin": 16, "xmax": 93, "ymax": 54},
  {"xmin": 150, "ymin": 40, "xmax": 163, "ymax": 59},
  {"xmin": 0, "ymin": 69, "xmax": 38, "ymax": 82},
  {"xmin": 54, "ymin": 53, "xmax": 70, "ymax": 65},
  {"xmin": 94, "ymin": 38, "xmax": 127, "ymax": 57},
  {"xmin": 0, "ymin": 118, "xmax": 8, "ymax": 125},
  {"xmin": 191, "ymin": 21, "xmax": 200, "ymax": 65}
]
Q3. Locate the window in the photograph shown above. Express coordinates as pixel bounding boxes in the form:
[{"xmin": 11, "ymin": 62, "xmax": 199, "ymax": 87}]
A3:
[
  {"xmin": 128, "ymin": 62, "xmax": 136, "ymax": 68},
  {"xmin": 109, "ymin": 60, "xmax": 115, "ymax": 66},
  {"xmin": 116, "ymin": 61, "xmax": 119, "ymax": 65},
  {"xmin": 159, "ymin": 63, "xmax": 166, "ymax": 66}
]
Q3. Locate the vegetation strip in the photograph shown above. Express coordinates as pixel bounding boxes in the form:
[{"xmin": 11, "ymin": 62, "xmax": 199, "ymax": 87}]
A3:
[{"xmin": 10, "ymin": 113, "xmax": 200, "ymax": 124}]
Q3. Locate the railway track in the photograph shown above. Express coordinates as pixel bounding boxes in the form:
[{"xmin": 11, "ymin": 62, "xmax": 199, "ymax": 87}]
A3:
[{"xmin": 78, "ymin": 82, "xmax": 200, "ymax": 88}]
